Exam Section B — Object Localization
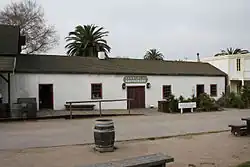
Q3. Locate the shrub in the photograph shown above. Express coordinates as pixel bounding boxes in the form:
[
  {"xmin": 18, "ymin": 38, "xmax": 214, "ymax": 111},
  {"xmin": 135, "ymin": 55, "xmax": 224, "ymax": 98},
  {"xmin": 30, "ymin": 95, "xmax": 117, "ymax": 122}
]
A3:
[
  {"xmin": 167, "ymin": 93, "xmax": 219, "ymax": 113},
  {"xmin": 216, "ymin": 92, "xmax": 227, "ymax": 107},
  {"xmin": 178, "ymin": 95, "xmax": 185, "ymax": 102},
  {"xmin": 241, "ymin": 85, "xmax": 250, "ymax": 108},
  {"xmin": 198, "ymin": 93, "xmax": 218, "ymax": 111},
  {"xmin": 237, "ymin": 161, "xmax": 250, "ymax": 167},
  {"xmin": 168, "ymin": 94, "xmax": 179, "ymax": 113},
  {"xmin": 216, "ymin": 91, "xmax": 245, "ymax": 109}
]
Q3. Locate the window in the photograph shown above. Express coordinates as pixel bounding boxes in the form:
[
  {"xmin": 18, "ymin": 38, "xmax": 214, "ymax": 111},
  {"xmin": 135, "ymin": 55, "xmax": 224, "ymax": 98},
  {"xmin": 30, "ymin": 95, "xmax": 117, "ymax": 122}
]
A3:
[
  {"xmin": 236, "ymin": 58, "xmax": 241, "ymax": 71},
  {"xmin": 91, "ymin": 83, "xmax": 102, "ymax": 99},
  {"xmin": 210, "ymin": 84, "xmax": 217, "ymax": 97},
  {"xmin": 162, "ymin": 85, "xmax": 171, "ymax": 99}
]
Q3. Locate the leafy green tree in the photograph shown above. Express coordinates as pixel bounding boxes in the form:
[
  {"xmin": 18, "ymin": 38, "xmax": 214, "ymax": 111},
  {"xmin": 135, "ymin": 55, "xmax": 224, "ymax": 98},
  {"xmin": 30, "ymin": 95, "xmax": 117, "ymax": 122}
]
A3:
[
  {"xmin": 215, "ymin": 47, "xmax": 249, "ymax": 56},
  {"xmin": 144, "ymin": 49, "xmax": 164, "ymax": 60},
  {"xmin": 65, "ymin": 24, "xmax": 111, "ymax": 57},
  {"xmin": 0, "ymin": 0, "xmax": 59, "ymax": 53}
]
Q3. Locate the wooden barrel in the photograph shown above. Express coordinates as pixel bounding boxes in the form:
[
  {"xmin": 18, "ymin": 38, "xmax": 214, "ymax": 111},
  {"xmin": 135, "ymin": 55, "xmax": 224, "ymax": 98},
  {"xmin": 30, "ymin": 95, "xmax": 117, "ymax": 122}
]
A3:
[{"xmin": 94, "ymin": 119, "xmax": 115, "ymax": 152}]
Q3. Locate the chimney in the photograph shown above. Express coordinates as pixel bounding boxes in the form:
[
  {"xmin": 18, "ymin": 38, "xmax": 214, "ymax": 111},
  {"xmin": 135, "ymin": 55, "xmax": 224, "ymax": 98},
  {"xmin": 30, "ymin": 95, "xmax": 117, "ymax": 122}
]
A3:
[
  {"xmin": 98, "ymin": 51, "xmax": 106, "ymax": 60},
  {"xmin": 197, "ymin": 53, "xmax": 200, "ymax": 62}
]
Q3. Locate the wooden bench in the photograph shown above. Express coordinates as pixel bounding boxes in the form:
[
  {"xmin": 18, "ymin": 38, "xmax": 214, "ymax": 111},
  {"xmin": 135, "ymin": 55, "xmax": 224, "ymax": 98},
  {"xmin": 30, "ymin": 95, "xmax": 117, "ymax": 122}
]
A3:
[
  {"xmin": 77, "ymin": 153, "xmax": 174, "ymax": 167},
  {"xmin": 65, "ymin": 104, "xmax": 95, "ymax": 111},
  {"xmin": 228, "ymin": 124, "xmax": 247, "ymax": 136}
]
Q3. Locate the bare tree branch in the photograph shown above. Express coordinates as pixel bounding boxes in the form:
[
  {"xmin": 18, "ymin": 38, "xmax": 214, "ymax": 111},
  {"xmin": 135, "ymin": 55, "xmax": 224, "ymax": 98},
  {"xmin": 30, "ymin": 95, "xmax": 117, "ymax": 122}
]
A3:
[{"xmin": 0, "ymin": 0, "xmax": 59, "ymax": 54}]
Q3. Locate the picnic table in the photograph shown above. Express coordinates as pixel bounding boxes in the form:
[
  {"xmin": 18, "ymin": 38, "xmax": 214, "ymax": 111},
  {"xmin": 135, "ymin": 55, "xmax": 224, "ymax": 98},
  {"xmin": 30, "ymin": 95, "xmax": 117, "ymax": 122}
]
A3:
[{"xmin": 241, "ymin": 117, "xmax": 250, "ymax": 135}]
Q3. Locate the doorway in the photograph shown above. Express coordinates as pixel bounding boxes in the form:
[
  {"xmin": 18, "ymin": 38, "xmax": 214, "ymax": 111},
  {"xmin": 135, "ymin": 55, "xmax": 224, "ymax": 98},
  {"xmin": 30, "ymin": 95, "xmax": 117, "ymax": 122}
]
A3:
[
  {"xmin": 39, "ymin": 84, "xmax": 54, "ymax": 110},
  {"xmin": 127, "ymin": 86, "xmax": 145, "ymax": 109},
  {"xmin": 196, "ymin": 84, "xmax": 204, "ymax": 97}
]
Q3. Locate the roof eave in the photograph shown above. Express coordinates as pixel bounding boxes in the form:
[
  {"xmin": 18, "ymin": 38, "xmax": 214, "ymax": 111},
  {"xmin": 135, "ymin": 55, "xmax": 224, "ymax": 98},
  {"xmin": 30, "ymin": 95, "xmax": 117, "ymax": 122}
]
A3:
[{"xmin": 14, "ymin": 70, "xmax": 227, "ymax": 77}]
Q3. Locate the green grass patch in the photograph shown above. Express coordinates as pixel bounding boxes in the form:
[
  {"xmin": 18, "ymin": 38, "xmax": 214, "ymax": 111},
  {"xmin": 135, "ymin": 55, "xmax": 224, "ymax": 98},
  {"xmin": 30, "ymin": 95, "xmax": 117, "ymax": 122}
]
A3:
[{"xmin": 237, "ymin": 161, "xmax": 250, "ymax": 167}]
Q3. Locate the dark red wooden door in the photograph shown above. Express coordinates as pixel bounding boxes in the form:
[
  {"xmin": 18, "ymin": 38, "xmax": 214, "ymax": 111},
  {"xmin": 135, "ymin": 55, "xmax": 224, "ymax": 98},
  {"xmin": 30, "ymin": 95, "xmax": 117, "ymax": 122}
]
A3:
[{"xmin": 127, "ymin": 86, "xmax": 145, "ymax": 109}]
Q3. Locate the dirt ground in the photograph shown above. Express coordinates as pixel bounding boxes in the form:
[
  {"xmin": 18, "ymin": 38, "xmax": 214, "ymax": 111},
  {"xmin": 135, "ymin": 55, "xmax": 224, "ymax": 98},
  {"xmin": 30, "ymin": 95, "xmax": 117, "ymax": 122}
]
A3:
[{"xmin": 0, "ymin": 132, "xmax": 249, "ymax": 167}]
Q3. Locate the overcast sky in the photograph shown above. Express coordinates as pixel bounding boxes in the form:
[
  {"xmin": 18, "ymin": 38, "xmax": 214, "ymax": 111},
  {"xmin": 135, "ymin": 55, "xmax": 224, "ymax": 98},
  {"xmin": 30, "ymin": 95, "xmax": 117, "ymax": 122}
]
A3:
[{"xmin": 1, "ymin": 0, "xmax": 250, "ymax": 60}]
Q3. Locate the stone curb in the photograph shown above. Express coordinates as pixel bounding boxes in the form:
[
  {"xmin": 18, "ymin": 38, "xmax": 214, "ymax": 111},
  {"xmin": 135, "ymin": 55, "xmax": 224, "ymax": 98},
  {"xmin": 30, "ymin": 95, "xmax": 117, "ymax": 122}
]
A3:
[{"xmin": 0, "ymin": 129, "xmax": 230, "ymax": 151}]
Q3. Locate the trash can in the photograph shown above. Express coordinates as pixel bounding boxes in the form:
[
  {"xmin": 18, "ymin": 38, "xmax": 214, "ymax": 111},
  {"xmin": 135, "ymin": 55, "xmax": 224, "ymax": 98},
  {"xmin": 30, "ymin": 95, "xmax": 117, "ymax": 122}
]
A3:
[
  {"xmin": 11, "ymin": 103, "xmax": 22, "ymax": 118},
  {"xmin": 158, "ymin": 100, "xmax": 170, "ymax": 113},
  {"xmin": 26, "ymin": 103, "xmax": 37, "ymax": 118},
  {"xmin": 17, "ymin": 98, "xmax": 37, "ymax": 119},
  {"xmin": 0, "ymin": 103, "xmax": 9, "ymax": 118}
]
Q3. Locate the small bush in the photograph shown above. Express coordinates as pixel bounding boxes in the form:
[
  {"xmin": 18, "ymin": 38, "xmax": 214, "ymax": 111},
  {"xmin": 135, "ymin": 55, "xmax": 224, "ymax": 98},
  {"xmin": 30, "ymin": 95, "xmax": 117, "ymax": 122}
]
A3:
[
  {"xmin": 198, "ymin": 93, "xmax": 219, "ymax": 111},
  {"xmin": 178, "ymin": 95, "xmax": 185, "ymax": 102},
  {"xmin": 216, "ymin": 92, "xmax": 227, "ymax": 107},
  {"xmin": 168, "ymin": 94, "xmax": 179, "ymax": 113},
  {"xmin": 241, "ymin": 85, "xmax": 250, "ymax": 108},
  {"xmin": 166, "ymin": 93, "xmax": 219, "ymax": 113},
  {"xmin": 231, "ymin": 94, "xmax": 244, "ymax": 109},
  {"xmin": 216, "ymin": 91, "xmax": 245, "ymax": 109},
  {"xmin": 237, "ymin": 161, "xmax": 250, "ymax": 167}
]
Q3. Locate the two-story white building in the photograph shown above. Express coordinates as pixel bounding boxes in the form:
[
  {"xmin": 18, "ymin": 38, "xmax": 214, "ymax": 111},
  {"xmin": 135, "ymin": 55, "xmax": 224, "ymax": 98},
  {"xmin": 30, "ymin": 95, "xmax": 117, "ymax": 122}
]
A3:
[{"xmin": 202, "ymin": 53, "xmax": 250, "ymax": 93}]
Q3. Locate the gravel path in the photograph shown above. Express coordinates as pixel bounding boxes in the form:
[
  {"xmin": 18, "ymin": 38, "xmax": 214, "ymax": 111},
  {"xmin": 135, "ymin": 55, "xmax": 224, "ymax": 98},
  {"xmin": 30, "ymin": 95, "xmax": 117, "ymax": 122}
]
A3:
[
  {"xmin": 0, "ymin": 109, "xmax": 249, "ymax": 150},
  {"xmin": 0, "ymin": 132, "xmax": 249, "ymax": 167}
]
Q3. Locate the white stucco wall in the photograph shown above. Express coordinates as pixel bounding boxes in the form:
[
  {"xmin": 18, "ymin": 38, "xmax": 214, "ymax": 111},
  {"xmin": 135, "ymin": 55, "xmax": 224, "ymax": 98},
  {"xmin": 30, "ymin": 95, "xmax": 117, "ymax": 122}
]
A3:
[
  {"xmin": 202, "ymin": 54, "xmax": 250, "ymax": 81},
  {"xmin": 202, "ymin": 58, "xmax": 229, "ymax": 74},
  {"xmin": 243, "ymin": 58, "xmax": 250, "ymax": 80},
  {"xmin": 0, "ymin": 73, "xmax": 226, "ymax": 110}
]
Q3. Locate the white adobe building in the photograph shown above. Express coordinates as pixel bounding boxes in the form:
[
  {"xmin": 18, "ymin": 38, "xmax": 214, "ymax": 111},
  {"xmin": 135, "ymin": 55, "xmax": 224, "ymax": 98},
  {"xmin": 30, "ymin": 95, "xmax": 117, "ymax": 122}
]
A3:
[
  {"xmin": 202, "ymin": 53, "xmax": 250, "ymax": 93},
  {"xmin": 0, "ymin": 54, "xmax": 227, "ymax": 111}
]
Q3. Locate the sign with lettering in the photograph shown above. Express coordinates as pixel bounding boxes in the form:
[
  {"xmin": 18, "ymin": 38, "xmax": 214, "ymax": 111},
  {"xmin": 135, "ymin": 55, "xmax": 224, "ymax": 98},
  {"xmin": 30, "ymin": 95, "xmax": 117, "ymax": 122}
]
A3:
[
  {"xmin": 178, "ymin": 102, "xmax": 197, "ymax": 114},
  {"xmin": 178, "ymin": 102, "xmax": 196, "ymax": 109},
  {"xmin": 123, "ymin": 76, "xmax": 148, "ymax": 83}
]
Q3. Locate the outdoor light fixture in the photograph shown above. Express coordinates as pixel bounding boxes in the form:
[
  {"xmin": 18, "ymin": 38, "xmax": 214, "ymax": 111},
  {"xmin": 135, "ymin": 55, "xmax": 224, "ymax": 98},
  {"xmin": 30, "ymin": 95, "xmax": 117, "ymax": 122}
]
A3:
[
  {"xmin": 122, "ymin": 83, "xmax": 126, "ymax": 89},
  {"xmin": 146, "ymin": 82, "xmax": 151, "ymax": 89}
]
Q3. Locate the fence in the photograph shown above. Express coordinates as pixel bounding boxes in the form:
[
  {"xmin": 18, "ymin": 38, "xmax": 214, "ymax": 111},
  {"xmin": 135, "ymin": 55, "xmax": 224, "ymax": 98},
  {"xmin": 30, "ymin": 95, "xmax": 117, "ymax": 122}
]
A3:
[{"xmin": 65, "ymin": 98, "xmax": 133, "ymax": 119}]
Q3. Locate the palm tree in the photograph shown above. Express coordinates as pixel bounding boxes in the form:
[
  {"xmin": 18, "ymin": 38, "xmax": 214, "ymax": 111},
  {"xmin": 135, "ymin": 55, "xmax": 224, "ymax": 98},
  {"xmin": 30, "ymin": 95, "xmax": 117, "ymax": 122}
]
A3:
[
  {"xmin": 65, "ymin": 24, "xmax": 111, "ymax": 57},
  {"xmin": 144, "ymin": 49, "xmax": 164, "ymax": 60},
  {"xmin": 215, "ymin": 47, "xmax": 249, "ymax": 56}
]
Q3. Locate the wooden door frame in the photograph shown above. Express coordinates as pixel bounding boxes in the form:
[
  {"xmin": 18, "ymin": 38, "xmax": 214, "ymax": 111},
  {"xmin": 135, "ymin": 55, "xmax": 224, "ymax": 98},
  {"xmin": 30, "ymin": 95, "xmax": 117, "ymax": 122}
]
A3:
[
  {"xmin": 196, "ymin": 84, "xmax": 204, "ymax": 97},
  {"xmin": 126, "ymin": 86, "xmax": 145, "ymax": 109},
  {"xmin": 38, "ymin": 84, "xmax": 54, "ymax": 110}
]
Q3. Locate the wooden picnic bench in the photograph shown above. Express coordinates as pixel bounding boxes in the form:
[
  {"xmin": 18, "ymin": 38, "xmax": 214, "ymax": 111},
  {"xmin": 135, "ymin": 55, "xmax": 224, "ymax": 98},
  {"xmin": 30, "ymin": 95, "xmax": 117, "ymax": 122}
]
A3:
[
  {"xmin": 77, "ymin": 153, "xmax": 174, "ymax": 167},
  {"xmin": 228, "ymin": 124, "xmax": 247, "ymax": 136},
  {"xmin": 241, "ymin": 117, "xmax": 250, "ymax": 135},
  {"xmin": 64, "ymin": 104, "xmax": 95, "ymax": 111}
]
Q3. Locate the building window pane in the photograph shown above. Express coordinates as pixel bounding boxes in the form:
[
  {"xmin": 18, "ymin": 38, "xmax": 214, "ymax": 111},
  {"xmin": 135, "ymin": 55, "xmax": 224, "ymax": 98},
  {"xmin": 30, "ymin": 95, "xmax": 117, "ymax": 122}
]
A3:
[
  {"xmin": 236, "ymin": 58, "xmax": 241, "ymax": 71},
  {"xmin": 163, "ymin": 85, "xmax": 171, "ymax": 99},
  {"xmin": 210, "ymin": 84, "xmax": 217, "ymax": 97},
  {"xmin": 91, "ymin": 83, "xmax": 102, "ymax": 99}
]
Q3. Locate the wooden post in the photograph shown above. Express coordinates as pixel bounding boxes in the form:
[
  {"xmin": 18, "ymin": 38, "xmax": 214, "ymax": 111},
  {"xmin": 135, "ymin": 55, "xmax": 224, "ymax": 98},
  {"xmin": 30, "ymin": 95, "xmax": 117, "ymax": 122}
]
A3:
[
  {"xmin": 191, "ymin": 108, "xmax": 194, "ymax": 113},
  {"xmin": 128, "ymin": 99, "xmax": 131, "ymax": 115},
  {"xmin": 99, "ymin": 101, "xmax": 102, "ymax": 117},
  {"xmin": 7, "ymin": 73, "xmax": 11, "ymax": 115},
  {"xmin": 70, "ymin": 102, "xmax": 72, "ymax": 119}
]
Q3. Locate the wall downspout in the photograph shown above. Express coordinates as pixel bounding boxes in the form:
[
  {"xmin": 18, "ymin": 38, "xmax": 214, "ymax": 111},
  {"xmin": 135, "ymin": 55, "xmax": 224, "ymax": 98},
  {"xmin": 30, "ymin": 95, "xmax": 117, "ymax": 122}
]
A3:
[
  {"xmin": 13, "ymin": 57, "xmax": 16, "ymax": 74},
  {"xmin": 8, "ymin": 56, "xmax": 17, "ymax": 113},
  {"xmin": 225, "ymin": 74, "xmax": 229, "ymax": 95}
]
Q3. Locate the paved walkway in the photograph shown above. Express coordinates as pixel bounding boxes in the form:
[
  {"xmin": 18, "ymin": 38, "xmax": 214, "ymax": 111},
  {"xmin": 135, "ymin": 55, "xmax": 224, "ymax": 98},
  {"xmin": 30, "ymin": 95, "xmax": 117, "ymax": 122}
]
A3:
[{"xmin": 0, "ymin": 109, "xmax": 249, "ymax": 150}]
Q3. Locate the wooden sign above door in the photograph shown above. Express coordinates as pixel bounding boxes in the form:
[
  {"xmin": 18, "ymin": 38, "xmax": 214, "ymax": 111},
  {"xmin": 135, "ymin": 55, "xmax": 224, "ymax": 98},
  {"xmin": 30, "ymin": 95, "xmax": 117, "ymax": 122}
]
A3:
[{"xmin": 123, "ymin": 76, "xmax": 148, "ymax": 83}]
